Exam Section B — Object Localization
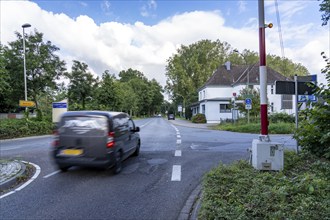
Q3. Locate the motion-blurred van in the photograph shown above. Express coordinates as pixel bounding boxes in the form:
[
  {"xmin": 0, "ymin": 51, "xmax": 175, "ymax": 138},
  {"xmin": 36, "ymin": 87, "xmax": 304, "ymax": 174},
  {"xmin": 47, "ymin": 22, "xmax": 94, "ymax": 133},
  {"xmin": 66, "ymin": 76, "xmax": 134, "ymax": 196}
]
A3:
[{"xmin": 52, "ymin": 111, "xmax": 140, "ymax": 174}]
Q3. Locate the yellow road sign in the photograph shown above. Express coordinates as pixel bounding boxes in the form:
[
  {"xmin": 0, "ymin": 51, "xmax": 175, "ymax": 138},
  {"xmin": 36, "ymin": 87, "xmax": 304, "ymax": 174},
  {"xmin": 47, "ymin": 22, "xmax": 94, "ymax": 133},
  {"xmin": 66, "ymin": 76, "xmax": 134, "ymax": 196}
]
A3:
[{"xmin": 19, "ymin": 100, "xmax": 36, "ymax": 107}]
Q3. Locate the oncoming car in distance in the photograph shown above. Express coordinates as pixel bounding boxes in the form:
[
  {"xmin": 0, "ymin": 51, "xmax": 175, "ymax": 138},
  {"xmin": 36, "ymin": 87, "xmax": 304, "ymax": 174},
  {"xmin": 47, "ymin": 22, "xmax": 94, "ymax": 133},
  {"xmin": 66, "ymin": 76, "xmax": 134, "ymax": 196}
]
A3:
[
  {"xmin": 168, "ymin": 113, "xmax": 175, "ymax": 120},
  {"xmin": 51, "ymin": 111, "xmax": 140, "ymax": 174}
]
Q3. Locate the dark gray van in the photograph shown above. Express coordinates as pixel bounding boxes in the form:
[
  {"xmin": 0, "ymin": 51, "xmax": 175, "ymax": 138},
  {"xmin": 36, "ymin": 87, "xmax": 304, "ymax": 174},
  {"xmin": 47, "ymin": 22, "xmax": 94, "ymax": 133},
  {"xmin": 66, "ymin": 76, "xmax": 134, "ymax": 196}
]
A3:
[{"xmin": 52, "ymin": 111, "xmax": 140, "ymax": 174}]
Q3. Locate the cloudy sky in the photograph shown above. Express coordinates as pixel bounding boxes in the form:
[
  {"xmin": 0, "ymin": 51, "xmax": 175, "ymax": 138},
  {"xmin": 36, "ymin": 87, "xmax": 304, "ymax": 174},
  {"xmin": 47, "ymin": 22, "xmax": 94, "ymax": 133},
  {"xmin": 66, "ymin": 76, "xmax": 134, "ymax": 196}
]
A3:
[{"xmin": 1, "ymin": 0, "xmax": 329, "ymax": 87}]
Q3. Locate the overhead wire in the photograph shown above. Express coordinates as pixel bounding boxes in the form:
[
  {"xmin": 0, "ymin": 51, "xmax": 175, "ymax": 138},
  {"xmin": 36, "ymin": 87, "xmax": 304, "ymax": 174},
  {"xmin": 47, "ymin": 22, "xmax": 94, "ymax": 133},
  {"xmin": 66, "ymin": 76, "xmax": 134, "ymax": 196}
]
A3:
[
  {"xmin": 275, "ymin": 0, "xmax": 285, "ymax": 58},
  {"xmin": 274, "ymin": 0, "xmax": 287, "ymax": 75}
]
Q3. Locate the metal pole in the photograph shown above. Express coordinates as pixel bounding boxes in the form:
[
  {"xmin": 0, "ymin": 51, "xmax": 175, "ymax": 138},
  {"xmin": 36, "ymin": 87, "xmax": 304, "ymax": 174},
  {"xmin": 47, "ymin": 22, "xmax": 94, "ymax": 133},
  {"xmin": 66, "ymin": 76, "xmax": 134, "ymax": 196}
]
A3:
[
  {"xmin": 23, "ymin": 28, "xmax": 27, "ymax": 101},
  {"xmin": 294, "ymin": 74, "xmax": 299, "ymax": 153},
  {"xmin": 247, "ymin": 66, "xmax": 250, "ymax": 124},
  {"xmin": 22, "ymin": 23, "xmax": 31, "ymax": 103},
  {"xmin": 258, "ymin": 0, "xmax": 269, "ymax": 141}
]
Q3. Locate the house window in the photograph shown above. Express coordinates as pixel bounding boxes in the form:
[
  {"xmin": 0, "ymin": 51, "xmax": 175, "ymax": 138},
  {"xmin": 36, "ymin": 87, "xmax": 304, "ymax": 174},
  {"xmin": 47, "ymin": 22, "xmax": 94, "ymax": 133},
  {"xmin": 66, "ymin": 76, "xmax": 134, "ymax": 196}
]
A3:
[
  {"xmin": 220, "ymin": 104, "xmax": 231, "ymax": 113},
  {"xmin": 281, "ymin": 95, "xmax": 292, "ymax": 109},
  {"xmin": 203, "ymin": 91, "xmax": 206, "ymax": 99},
  {"xmin": 202, "ymin": 105, "xmax": 205, "ymax": 114},
  {"xmin": 199, "ymin": 92, "xmax": 202, "ymax": 100},
  {"xmin": 271, "ymin": 102, "xmax": 274, "ymax": 112},
  {"xmin": 271, "ymin": 85, "xmax": 274, "ymax": 94}
]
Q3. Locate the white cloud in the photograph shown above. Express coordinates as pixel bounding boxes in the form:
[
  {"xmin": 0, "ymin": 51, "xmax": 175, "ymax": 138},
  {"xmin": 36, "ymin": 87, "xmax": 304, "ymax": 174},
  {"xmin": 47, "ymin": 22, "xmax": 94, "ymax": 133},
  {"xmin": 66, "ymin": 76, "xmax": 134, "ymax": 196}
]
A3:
[
  {"xmin": 1, "ymin": 1, "xmax": 328, "ymax": 87},
  {"xmin": 266, "ymin": 0, "xmax": 306, "ymax": 19},
  {"xmin": 149, "ymin": 0, "xmax": 157, "ymax": 10},
  {"xmin": 101, "ymin": 0, "xmax": 111, "ymax": 12},
  {"xmin": 238, "ymin": 1, "xmax": 247, "ymax": 13},
  {"xmin": 141, "ymin": 0, "xmax": 157, "ymax": 18},
  {"xmin": 79, "ymin": 2, "xmax": 88, "ymax": 7}
]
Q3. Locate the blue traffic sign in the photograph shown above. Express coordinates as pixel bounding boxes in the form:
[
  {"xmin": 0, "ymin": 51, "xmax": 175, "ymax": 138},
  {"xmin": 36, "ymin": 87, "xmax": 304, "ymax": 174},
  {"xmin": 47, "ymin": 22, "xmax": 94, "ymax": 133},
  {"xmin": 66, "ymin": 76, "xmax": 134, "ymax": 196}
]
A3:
[
  {"xmin": 245, "ymin": 98, "xmax": 252, "ymax": 105},
  {"xmin": 298, "ymin": 95, "xmax": 317, "ymax": 103},
  {"xmin": 52, "ymin": 102, "xmax": 67, "ymax": 108}
]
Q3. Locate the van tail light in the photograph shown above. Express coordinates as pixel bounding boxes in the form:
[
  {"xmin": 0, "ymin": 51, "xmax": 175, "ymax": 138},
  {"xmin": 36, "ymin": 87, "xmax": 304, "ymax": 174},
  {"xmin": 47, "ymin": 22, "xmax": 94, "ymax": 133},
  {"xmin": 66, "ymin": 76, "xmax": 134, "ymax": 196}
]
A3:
[
  {"xmin": 52, "ymin": 130, "xmax": 59, "ymax": 147},
  {"xmin": 107, "ymin": 132, "xmax": 115, "ymax": 148}
]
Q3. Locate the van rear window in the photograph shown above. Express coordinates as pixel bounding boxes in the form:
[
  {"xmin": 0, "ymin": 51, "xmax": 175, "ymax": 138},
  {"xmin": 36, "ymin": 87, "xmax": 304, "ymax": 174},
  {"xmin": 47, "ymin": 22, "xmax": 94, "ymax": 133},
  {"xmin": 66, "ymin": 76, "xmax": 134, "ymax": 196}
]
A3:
[{"xmin": 60, "ymin": 116, "xmax": 108, "ymax": 135}]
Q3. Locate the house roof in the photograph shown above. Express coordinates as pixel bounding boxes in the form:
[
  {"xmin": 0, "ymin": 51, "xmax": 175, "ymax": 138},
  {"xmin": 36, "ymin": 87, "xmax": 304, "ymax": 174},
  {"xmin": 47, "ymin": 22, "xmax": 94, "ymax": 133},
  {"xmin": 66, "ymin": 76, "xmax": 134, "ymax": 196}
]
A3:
[{"xmin": 201, "ymin": 62, "xmax": 291, "ymax": 90}]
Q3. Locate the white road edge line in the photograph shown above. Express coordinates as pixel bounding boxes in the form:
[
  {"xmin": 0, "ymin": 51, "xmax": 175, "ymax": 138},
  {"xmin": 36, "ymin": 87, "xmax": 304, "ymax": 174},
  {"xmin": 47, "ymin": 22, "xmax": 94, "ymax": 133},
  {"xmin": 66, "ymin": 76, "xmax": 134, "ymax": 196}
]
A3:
[
  {"xmin": 175, "ymin": 150, "xmax": 182, "ymax": 157},
  {"xmin": 140, "ymin": 120, "xmax": 153, "ymax": 128},
  {"xmin": 177, "ymin": 139, "xmax": 182, "ymax": 144},
  {"xmin": 0, "ymin": 161, "xmax": 41, "ymax": 199},
  {"xmin": 171, "ymin": 165, "xmax": 181, "ymax": 181},
  {"xmin": 43, "ymin": 170, "xmax": 61, "ymax": 179}
]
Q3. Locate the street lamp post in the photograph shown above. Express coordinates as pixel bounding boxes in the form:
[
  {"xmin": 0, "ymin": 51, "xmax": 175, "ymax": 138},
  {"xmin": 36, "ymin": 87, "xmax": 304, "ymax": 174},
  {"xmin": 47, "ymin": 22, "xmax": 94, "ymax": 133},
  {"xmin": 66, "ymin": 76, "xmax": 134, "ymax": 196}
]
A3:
[
  {"xmin": 234, "ymin": 49, "xmax": 250, "ymax": 123},
  {"xmin": 22, "ymin": 23, "xmax": 31, "ymax": 102}
]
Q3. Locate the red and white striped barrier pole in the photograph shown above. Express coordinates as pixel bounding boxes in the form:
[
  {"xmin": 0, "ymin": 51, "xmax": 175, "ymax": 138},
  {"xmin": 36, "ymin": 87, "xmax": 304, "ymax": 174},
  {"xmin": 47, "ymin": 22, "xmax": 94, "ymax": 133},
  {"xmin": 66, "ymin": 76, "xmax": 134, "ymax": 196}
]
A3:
[{"xmin": 258, "ymin": 0, "xmax": 270, "ymax": 141}]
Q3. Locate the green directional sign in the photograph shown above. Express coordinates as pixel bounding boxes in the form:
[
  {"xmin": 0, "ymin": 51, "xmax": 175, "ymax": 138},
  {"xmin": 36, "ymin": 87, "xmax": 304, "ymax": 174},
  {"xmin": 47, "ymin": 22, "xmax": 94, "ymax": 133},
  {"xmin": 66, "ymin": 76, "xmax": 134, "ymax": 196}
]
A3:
[{"xmin": 243, "ymin": 94, "xmax": 253, "ymax": 99}]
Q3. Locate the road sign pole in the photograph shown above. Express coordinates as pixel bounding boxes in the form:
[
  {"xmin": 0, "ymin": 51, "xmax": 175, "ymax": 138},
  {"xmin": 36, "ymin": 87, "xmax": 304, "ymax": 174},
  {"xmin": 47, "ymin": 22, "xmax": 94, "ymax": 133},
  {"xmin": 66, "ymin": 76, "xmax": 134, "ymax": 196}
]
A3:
[
  {"xmin": 294, "ymin": 75, "xmax": 299, "ymax": 153},
  {"xmin": 248, "ymin": 109, "xmax": 250, "ymax": 124}
]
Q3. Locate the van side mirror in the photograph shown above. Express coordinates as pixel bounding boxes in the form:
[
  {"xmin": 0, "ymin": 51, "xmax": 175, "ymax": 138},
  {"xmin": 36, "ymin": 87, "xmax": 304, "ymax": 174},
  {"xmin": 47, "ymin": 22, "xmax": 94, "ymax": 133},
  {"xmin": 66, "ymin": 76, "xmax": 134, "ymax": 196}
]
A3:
[{"xmin": 135, "ymin": 127, "xmax": 140, "ymax": 132}]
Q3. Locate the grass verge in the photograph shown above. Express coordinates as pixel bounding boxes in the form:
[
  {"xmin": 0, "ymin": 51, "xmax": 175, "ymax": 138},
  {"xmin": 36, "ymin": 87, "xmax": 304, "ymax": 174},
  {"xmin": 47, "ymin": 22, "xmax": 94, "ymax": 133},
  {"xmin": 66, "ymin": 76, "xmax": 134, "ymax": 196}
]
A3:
[
  {"xmin": 213, "ymin": 122, "xmax": 294, "ymax": 134},
  {"xmin": 199, "ymin": 151, "xmax": 330, "ymax": 219}
]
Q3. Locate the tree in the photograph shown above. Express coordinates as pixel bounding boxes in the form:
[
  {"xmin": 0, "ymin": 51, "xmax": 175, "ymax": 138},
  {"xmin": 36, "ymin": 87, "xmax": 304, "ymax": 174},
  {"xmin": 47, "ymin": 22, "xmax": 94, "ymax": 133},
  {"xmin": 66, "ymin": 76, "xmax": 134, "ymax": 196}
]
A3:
[
  {"xmin": 237, "ymin": 87, "xmax": 261, "ymax": 119},
  {"xmin": 119, "ymin": 68, "xmax": 147, "ymax": 82},
  {"xmin": 267, "ymin": 55, "xmax": 309, "ymax": 77},
  {"xmin": 319, "ymin": 0, "xmax": 330, "ymax": 26},
  {"xmin": 294, "ymin": 53, "xmax": 330, "ymax": 159},
  {"xmin": 66, "ymin": 60, "xmax": 97, "ymax": 110},
  {"xmin": 1, "ymin": 31, "xmax": 66, "ymax": 112},
  {"xmin": 228, "ymin": 49, "xmax": 259, "ymax": 65},
  {"xmin": 165, "ymin": 39, "xmax": 231, "ymax": 105},
  {"xmin": 114, "ymin": 81, "xmax": 138, "ymax": 115},
  {"xmin": 94, "ymin": 70, "xmax": 117, "ymax": 110},
  {"xmin": 148, "ymin": 79, "xmax": 164, "ymax": 114},
  {"xmin": 0, "ymin": 44, "xmax": 13, "ymax": 112},
  {"xmin": 118, "ymin": 68, "xmax": 163, "ymax": 116}
]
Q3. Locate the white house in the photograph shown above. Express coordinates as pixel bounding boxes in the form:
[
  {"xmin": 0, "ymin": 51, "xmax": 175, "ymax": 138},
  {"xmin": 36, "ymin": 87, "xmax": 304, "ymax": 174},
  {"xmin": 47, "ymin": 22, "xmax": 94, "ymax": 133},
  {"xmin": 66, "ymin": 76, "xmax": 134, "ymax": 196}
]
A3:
[{"xmin": 191, "ymin": 61, "xmax": 295, "ymax": 123}]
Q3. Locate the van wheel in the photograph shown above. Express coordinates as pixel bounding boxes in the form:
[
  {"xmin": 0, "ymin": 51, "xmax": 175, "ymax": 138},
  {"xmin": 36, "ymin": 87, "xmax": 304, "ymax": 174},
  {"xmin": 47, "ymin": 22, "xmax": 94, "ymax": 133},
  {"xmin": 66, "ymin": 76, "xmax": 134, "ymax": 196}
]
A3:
[
  {"xmin": 59, "ymin": 165, "xmax": 70, "ymax": 172},
  {"xmin": 133, "ymin": 141, "xmax": 140, "ymax": 156},
  {"xmin": 113, "ymin": 150, "xmax": 122, "ymax": 174}
]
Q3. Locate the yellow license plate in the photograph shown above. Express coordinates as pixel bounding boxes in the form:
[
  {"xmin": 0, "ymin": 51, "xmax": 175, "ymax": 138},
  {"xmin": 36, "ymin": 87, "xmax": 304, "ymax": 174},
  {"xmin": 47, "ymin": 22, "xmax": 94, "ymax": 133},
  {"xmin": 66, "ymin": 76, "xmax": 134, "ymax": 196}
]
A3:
[{"xmin": 61, "ymin": 149, "xmax": 83, "ymax": 156}]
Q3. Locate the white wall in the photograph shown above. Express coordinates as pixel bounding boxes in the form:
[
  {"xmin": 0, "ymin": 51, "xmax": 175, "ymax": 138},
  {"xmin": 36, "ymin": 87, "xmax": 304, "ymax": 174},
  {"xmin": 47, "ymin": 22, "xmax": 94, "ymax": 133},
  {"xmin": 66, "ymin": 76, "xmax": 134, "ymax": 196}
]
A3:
[
  {"xmin": 198, "ymin": 84, "xmax": 295, "ymax": 123},
  {"xmin": 199, "ymin": 101, "xmax": 232, "ymax": 123}
]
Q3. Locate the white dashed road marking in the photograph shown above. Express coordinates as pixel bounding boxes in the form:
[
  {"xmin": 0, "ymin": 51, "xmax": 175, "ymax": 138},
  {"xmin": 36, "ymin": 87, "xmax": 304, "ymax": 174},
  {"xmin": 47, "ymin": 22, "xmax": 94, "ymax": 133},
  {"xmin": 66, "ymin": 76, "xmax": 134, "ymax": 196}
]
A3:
[
  {"xmin": 175, "ymin": 150, "xmax": 182, "ymax": 157},
  {"xmin": 171, "ymin": 165, "xmax": 181, "ymax": 181},
  {"xmin": 171, "ymin": 124, "xmax": 182, "ymax": 181},
  {"xmin": 43, "ymin": 170, "xmax": 61, "ymax": 179}
]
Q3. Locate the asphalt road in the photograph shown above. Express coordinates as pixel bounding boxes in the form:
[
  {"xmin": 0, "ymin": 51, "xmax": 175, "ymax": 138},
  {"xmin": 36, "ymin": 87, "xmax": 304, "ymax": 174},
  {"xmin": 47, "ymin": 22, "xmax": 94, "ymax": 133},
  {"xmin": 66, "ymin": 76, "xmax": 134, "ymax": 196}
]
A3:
[{"xmin": 0, "ymin": 117, "xmax": 296, "ymax": 219}]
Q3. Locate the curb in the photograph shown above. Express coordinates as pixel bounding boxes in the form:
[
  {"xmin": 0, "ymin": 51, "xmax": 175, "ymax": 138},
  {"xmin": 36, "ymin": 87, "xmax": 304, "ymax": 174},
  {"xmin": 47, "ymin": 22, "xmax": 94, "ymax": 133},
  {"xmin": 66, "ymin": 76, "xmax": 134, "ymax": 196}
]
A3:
[
  {"xmin": 0, "ymin": 161, "xmax": 26, "ymax": 192},
  {"xmin": 0, "ymin": 161, "xmax": 41, "ymax": 199},
  {"xmin": 0, "ymin": 135, "xmax": 52, "ymax": 143},
  {"xmin": 178, "ymin": 184, "xmax": 202, "ymax": 220}
]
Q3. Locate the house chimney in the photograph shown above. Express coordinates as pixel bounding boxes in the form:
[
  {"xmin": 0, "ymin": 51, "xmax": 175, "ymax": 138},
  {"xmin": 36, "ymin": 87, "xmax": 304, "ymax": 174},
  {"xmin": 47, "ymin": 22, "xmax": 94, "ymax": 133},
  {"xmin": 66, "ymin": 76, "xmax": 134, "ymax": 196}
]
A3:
[{"xmin": 225, "ymin": 61, "xmax": 231, "ymax": 71}]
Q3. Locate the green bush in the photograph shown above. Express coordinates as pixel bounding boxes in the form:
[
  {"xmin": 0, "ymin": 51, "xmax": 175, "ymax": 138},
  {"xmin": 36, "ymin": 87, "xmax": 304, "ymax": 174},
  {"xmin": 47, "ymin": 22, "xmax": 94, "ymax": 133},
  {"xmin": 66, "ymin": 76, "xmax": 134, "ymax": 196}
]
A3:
[
  {"xmin": 192, "ymin": 113, "xmax": 206, "ymax": 123},
  {"xmin": 199, "ymin": 151, "xmax": 330, "ymax": 219},
  {"xmin": 294, "ymin": 53, "xmax": 330, "ymax": 159},
  {"xmin": 0, "ymin": 118, "xmax": 55, "ymax": 139},
  {"xmin": 269, "ymin": 112, "xmax": 295, "ymax": 123}
]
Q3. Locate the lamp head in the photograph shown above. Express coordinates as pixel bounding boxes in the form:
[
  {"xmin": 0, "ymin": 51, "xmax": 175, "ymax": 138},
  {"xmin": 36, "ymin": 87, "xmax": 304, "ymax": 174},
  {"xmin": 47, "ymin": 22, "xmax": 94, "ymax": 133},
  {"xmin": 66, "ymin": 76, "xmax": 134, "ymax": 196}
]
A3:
[
  {"xmin": 22, "ymin": 23, "xmax": 31, "ymax": 28},
  {"xmin": 265, "ymin": 23, "xmax": 273, "ymax": 28}
]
